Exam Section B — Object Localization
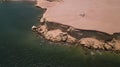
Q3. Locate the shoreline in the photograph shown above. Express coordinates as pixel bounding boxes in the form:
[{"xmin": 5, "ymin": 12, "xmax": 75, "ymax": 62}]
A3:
[
  {"xmin": 32, "ymin": 20, "xmax": 120, "ymax": 51},
  {"xmin": 32, "ymin": 0, "xmax": 120, "ymax": 52}
]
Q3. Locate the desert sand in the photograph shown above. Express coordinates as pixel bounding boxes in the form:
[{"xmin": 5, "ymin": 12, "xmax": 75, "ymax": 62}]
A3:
[{"xmin": 36, "ymin": 0, "xmax": 120, "ymax": 34}]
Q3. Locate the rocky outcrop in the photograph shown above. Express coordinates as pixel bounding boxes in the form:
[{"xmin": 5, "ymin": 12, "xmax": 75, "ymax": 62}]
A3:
[
  {"xmin": 32, "ymin": 21, "xmax": 77, "ymax": 43},
  {"xmin": 44, "ymin": 29, "xmax": 67, "ymax": 41},
  {"xmin": 32, "ymin": 20, "xmax": 120, "ymax": 51},
  {"xmin": 79, "ymin": 38, "xmax": 104, "ymax": 49},
  {"xmin": 33, "ymin": 0, "xmax": 120, "ymax": 51}
]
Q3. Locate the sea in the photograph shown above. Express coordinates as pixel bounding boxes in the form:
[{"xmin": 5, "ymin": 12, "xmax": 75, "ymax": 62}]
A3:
[{"xmin": 0, "ymin": 1, "xmax": 120, "ymax": 67}]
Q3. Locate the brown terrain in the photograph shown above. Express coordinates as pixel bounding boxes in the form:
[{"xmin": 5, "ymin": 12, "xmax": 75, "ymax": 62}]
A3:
[
  {"xmin": 36, "ymin": 0, "xmax": 120, "ymax": 34},
  {"xmin": 33, "ymin": 0, "xmax": 120, "ymax": 51}
]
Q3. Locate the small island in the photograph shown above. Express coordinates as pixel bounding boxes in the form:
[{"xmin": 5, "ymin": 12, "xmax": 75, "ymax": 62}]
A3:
[{"xmin": 32, "ymin": 0, "xmax": 120, "ymax": 51}]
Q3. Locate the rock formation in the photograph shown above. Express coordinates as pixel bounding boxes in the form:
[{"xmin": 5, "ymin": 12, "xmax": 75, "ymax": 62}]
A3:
[
  {"xmin": 33, "ymin": 0, "xmax": 120, "ymax": 51},
  {"xmin": 32, "ymin": 20, "xmax": 120, "ymax": 51}
]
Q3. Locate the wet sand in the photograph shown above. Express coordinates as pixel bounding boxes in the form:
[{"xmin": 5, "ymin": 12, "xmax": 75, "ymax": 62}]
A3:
[{"xmin": 36, "ymin": 0, "xmax": 120, "ymax": 34}]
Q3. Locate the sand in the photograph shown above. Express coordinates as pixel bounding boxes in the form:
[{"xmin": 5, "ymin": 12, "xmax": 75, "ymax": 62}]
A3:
[{"xmin": 36, "ymin": 0, "xmax": 120, "ymax": 34}]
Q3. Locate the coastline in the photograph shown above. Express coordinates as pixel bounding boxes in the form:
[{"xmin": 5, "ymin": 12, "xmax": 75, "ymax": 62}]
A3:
[
  {"xmin": 33, "ymin": 0, "xmax": 120, "ymax": 52},
  {"xmin": 32, "ymin": 20, "xmax": 120, "ymax": 51}
]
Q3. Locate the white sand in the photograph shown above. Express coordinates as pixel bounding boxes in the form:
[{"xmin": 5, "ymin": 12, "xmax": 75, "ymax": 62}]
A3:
[{"xmin": 36, "ymin": 0, "xmax": 120, "ymax": 34}]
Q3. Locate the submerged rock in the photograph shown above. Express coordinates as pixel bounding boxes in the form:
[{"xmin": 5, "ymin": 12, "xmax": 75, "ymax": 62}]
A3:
[{"xmin": 90, "ymin": 51, "xmax": 95, "ymax": 56}]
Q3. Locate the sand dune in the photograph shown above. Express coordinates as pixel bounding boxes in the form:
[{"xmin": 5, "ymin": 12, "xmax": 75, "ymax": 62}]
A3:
[{"xmin": 36, "ymin": 0, "xmax": 120, "ymax": 34}]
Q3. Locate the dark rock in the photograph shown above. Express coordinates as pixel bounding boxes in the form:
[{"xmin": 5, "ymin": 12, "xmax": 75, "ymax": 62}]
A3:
[
  {"xmin": 112, "ymin": 33, "xmax": 120, "ymax": 40},
  {"xmin": 32, "ymin": 21, "xmax": 120, "ymax": 51}
]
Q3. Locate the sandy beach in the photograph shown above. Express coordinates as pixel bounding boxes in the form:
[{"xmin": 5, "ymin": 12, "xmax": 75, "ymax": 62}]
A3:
[{"xmin": 36, "ymin": 0, "xmax": 120, "ymax": 34}]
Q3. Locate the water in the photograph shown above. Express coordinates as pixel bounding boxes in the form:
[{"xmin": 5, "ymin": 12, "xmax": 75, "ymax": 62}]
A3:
[{"xmin": 0, "ymin": 1, "xmax": 120, "ymax": 67}]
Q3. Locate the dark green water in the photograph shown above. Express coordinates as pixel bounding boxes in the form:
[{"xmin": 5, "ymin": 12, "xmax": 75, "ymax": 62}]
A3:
[{"xmin": 0, "ymin": 1, "xmax": 120, "ymax": 67}]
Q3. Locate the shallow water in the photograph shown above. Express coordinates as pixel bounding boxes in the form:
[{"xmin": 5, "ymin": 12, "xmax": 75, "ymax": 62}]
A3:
[{"xmin": 0, "ymin": 1, "xmax": 120, "ymax": 67}]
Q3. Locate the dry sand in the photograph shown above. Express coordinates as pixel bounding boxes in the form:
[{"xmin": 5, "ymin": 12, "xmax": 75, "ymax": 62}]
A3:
[{"xmin": 36, "ymin": 0, "xmax": 120, "ymax": 34}]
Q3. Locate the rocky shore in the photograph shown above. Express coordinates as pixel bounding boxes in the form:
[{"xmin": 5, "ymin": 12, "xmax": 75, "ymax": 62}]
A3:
[
  {"xmin": 32, "ymin": 0, "xmax": 120, "ymax": 52},
  {"xmin": 32, "ymin": 19, "xmax": 120, "ymax": 51}
]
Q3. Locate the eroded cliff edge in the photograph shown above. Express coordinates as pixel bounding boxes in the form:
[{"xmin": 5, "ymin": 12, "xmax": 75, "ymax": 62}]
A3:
[
  {"xmin": 33, "ymin": 0, "xmax": 120, "ymax": 51},
  {"xmin": 32, "ymin": 20, "xmax": 120, "ymax": 51}
]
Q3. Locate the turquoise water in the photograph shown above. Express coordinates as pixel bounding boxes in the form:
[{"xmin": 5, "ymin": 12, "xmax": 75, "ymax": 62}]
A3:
[{"xmin": 0, "ymin": 1, "xmax": 120, "ymax": 67}]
